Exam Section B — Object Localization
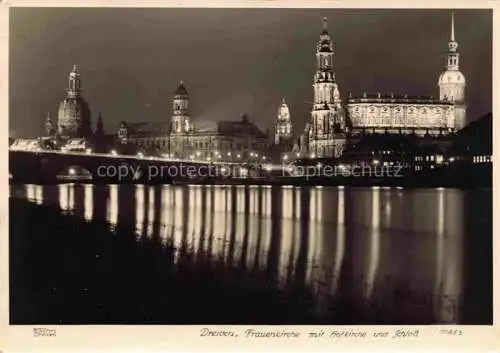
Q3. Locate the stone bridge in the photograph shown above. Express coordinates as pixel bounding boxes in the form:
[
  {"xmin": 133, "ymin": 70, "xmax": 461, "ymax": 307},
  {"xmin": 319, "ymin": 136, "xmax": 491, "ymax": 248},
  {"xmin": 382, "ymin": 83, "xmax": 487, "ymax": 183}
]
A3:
[{"xmin": 9, "ymin": 150, "xmax": 251, "ymax": 184}]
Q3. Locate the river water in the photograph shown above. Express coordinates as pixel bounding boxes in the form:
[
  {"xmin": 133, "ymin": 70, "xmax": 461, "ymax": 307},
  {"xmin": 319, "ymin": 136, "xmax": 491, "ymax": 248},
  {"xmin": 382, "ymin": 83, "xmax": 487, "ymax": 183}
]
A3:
[{"xmin": 10, "ymin": 183, "xmax": 492, "ymax": 324}]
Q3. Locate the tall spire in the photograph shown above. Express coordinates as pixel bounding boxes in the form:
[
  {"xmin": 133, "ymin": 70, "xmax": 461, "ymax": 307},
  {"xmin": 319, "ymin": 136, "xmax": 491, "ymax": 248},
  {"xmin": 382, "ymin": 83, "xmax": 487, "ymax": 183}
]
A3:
[
  {"xmin": 448, "ymin": 12, "xmax": 458, "ymax": 53},
  {"xmin": 322, "ymin": 17, "xmax": 328, "ymax": 33},
  {"xmin": 451, "ymin": 12, "xmax": 455, "ymax": 42}
]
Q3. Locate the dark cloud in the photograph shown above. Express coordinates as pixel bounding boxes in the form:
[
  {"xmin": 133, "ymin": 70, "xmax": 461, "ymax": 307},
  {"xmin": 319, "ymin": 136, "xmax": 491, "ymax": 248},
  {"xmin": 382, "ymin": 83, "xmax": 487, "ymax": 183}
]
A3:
[{"xmin": 10, "ymin": 8, "xmax": 492, "ymax": 138}]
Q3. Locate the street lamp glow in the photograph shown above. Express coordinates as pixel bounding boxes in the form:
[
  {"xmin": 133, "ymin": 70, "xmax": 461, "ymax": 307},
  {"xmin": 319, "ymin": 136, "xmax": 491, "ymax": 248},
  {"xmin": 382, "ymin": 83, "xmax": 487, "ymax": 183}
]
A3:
[
  {"xmin": 236, "ymin": 154, "xmax": 241, "ymax": 158},
  {"xmin": 296, "ymin": 152, "xmax": 300, "ymax": 158},
  {"xmin": 373, "ymin": 159, "xmax": 380, "ymax": 165},
  {"xmin": 189, "ymin": 154, "xmax": 194, "ymax": 160},
  {"xmin": 283, "ymin": 154, "xmax": 288, "ymax": 161},
  {"xmin": 310, "ymin": 153, "xmax": 316, "ymax": 158},
  {"xmin": 69, "ymin": 167, "xmax": 76, "ymax": 176},
  {"xmin": 207, "ymin": 156, "xmax": 212, "ymax": 161},
  {"xmin": 227, "ymin": 152, "xmax": 231, "ymax": 156},
  {"xmin": 262, "ymin": 156, "xmax": 266, "ymax": 161},
  {"xmin": 85, "ymin": 148, "xmax": 92, "ymax": 154},
  {"xmin": 110, "ymin": 149, "xmax": 117, "ymax": 156},
  {"xmin": 196, "ymin": 151, "xmax": 201, "ymax": 157},
  {"xmin": 137, "ymin": 152, "xmax": 144, "ymax": 158}
]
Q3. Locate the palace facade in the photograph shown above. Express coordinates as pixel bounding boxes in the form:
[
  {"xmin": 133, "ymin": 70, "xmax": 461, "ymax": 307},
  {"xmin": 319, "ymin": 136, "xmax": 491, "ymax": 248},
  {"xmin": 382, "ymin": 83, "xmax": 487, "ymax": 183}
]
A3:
[
  {"xmin": 27, "ymin": 13, "xmax": 468, "ymax": 162},
  {"xmin": 346, "ymin": 94, "xmax": 455, "ymax": 136},
  {"xmin": 118, "ymin": 81, "xmax": 270, "ymax": 161}
]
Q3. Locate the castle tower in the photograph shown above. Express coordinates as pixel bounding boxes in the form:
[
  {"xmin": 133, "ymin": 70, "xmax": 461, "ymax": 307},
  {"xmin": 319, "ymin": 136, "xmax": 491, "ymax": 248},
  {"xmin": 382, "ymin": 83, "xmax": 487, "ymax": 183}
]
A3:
[
  {"xmin": 274, "ymin": 98, "xmax": 293, "ymax": 145},
  {"xmin": 171, "ymin": 80, "xmax": 191, "ymax": 133},
  {"xmin": 308, "ymin": 17, "xmax": 346, "ymax": 158},
  {"xmin": 438, "ymin": 13, "xmax": 467, "ymax": 130},
  {"xmin": 57, "ymin": 65, "xmax": 92, "ymax": 138}
]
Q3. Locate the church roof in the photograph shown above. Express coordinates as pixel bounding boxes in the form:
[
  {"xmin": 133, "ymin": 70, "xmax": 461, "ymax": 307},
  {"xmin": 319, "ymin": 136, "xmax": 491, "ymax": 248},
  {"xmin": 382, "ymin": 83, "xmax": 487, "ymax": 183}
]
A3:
[
  {"xmin": 438, "ymin": 70, "xmax": 466, "ymax": 84},
  {"xmin": 193, "ymin": 119, "xmax": 267, "ymax": 138},
  {"xmin": 126, "ymin": 121, "xmax": 171, "ymax": 137}
]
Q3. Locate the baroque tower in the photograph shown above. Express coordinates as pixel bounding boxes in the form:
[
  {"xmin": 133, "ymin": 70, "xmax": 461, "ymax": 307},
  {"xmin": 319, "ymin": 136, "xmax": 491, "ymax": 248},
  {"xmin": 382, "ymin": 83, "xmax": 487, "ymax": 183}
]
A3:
[
  {"xmin": 438, "ymin": 13, "xmax": 467, "ymax": 130},
  {"xmin": 57, "ymin": 65, "xmax": 92, "ymax": 138},
  {"xmin": 308, "ymin": 17, "xmax": 346, "ymax": 158},
  {"xmin": 274, "ymin": 98, "xmax": 293, "ymax": 145},
  {"xmin": 171, "ymin": 80, "xmax": 191, "ymax": 134}
]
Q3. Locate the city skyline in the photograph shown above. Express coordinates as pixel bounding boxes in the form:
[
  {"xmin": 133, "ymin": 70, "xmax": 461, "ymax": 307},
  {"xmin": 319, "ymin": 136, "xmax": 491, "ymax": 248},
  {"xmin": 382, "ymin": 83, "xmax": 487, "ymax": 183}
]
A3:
[{"xmin": 10, "ymin": 8, "xmax": 492, "ymax": 138}]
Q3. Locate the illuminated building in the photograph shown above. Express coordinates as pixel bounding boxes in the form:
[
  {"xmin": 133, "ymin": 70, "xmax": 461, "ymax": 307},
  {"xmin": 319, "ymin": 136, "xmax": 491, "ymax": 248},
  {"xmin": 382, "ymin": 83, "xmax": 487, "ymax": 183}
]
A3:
[
  {"xmin": 56, "ymin": 65, "xmax": 92, "ymax": 138},
  {"xmin": 301, "ymin": 17, "xmax": 347, "ymax": 158},
  {"xmin": 121, "ymin": 81, "xmax": 270, "ymax": 160},
  {"xmin": 346, "ymin": 13, "xmax": 466, "ymax": 137},
  {"xmin": 294, "ymin": 13, "xmax": 468, "ymax": 159},
  {"xmin": 274, "ymin": 98, "xmax": 293, "ymax": 145}
]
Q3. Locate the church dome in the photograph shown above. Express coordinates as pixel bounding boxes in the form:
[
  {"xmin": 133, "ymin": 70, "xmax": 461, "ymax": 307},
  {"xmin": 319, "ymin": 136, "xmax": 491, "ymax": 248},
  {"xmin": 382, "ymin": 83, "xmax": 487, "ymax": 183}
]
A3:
[
  {"xmin": 438, "ymin": 70, "xmax": 466, "ymax": 85},
  {"xmin": 57, "ymin": 96, "xmax": 91, "ymax": 137}
]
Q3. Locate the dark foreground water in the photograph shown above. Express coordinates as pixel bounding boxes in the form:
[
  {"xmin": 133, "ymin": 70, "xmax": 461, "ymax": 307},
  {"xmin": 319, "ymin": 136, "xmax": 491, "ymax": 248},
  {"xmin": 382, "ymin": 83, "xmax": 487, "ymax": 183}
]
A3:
[{"xmin": 10, "ymin": 184, "xmax": 492, "ymax": 324}]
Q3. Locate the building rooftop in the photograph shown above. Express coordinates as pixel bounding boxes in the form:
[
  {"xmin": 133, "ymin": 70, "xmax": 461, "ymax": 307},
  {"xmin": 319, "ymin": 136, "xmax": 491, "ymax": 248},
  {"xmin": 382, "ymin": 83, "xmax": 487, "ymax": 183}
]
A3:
[{"xmin": 126, "ymin": 121, "xmax": 171, "ymax": 137}]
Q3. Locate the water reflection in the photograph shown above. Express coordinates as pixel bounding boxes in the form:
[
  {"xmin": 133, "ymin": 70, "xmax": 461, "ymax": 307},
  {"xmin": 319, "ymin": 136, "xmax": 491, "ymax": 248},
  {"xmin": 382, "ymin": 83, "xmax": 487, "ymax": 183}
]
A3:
[{"xmin": 13, "ymin": 183, "xmax": 475, "ymax": 323}]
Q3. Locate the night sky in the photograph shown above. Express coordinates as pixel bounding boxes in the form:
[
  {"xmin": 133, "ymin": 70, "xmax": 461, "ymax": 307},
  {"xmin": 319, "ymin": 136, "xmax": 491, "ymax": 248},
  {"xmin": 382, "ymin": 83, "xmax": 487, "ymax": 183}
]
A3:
[{"xmin": 10, "ymin": 8, "xmax": 492, "ymax": 138}]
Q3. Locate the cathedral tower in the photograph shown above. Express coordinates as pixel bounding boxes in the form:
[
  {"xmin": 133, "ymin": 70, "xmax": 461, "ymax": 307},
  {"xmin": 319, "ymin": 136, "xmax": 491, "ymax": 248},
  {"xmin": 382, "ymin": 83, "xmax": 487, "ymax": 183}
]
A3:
[
  {"xmin": 308, "ymin": 17, "xmax": 346, "ymax": 158},
  {"xmin": 438, "ymin": 13, "xmax": 467, "ymax": 130},
  {"xmin": 57, "ymin": 65, "xmax": 92, "ymax": 138},
  {"xmin": 171, "ymin": 80, "xmax": 191, "ymax": 133},
  {"xmin": 274, "ymin": 98, "xmax": 293, "ymax": 145}
]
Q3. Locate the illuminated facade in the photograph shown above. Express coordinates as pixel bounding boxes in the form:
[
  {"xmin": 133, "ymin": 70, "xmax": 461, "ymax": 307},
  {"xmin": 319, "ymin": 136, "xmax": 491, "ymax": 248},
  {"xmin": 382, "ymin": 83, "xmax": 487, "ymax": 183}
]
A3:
[
  {"xmin": 57, "ymin": 65, "xmax": 92, "ymax": 138},
  {"xmin": 346, "ymin": 94, "xmax": 455, "ymax": 136},
  {"xmin": 293, "ymin": 13, "xmax": 468, "ymax": 158},
  {"xmin": 122, "ymin": 81, "xmax": 270, "ymax": 160},
  {"xmin": 303, "ymin": 17, "xmax": 347, "ymax": 158},
  {"xmin": 346, "ymin": 13, "xmax": 466, "ymax": 137}
]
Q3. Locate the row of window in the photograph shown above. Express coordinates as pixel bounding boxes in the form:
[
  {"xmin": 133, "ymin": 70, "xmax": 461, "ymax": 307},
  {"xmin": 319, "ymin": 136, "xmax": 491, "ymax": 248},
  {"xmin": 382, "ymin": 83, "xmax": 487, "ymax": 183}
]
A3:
[
  {"xmin": 473, "ymin": 155, "xmax": 492, "ymax": 163},
  {"xmin": 350, "ymin": 105, "xmax": 451, "ymax": 115},
  {"xmin": 130, "ymin": 138, "xmax": 268, "ymax": 151},
  {"xmin": 350, "ymin": 118, "xmax": 450, "ymax": 128}
]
